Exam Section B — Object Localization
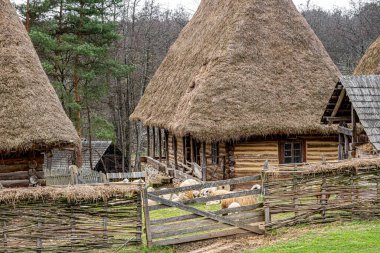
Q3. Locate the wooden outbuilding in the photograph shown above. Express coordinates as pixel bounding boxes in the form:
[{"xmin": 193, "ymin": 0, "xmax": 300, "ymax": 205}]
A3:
[
  {"xmin": 131, "ymin": 0, "xmax": 340, "ymax": 181},
  {"xmin": 322, "ymin": 37, "xmax": 380, "ymax": 159},
  {"xmin": 0, "ymin": 0, "xmax": 79, "ymax": 187}
]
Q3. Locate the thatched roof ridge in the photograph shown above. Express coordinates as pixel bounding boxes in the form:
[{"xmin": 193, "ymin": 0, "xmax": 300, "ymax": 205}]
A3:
[
  {"xmin": 354, "ymin": 37, "xmax": 380, "ymax": 75},
  {"xmin": 0, "ymin": 0, "xmax": 79, "ymax": 152},
  {"xmin": 131, "ymin": 0, "xmax": 340, "ymax": 142}
]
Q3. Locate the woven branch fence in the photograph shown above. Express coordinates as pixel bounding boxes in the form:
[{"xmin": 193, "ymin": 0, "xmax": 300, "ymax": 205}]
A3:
[
  {"xmin": 263, "ymin": 163, "xmax": 380, "ymax": 229},
  {"xmin": 0, "ymin": 184, "xmax": 142, "ymax": 252}
]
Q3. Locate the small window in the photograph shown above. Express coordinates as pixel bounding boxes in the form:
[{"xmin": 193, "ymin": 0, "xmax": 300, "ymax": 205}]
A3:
[
  {"xmin": 211, "ymin": 142, "xmax": 219, "ymax": 165},
  {"xmin": 282, "ymin": 142, "xmax": 303, "ymax": 164}
]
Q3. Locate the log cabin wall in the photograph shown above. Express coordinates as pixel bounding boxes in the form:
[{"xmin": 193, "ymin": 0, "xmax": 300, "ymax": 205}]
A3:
[
  {"xmin": 234, "ymin": 137, "xmax": 339, "ymax": 178},
  {"xmin": 0, "ymin": 152, "xmax": 45, "ymax": 188}
]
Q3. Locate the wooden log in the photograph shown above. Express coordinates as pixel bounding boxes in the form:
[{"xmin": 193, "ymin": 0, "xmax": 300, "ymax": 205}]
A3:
[
  {"xmin": 158, "ymin": 129, "xmax": 162, "ymax": 163},
  {"xmin": 147, "ymin": 127, "xmax": 150, "ymax": 157},
  {"xmin": 351, "ymin": 106, "xmax": 357, "ymax": 157},
  {"xmin": 263, "ymin": 161, "xmax": 271, "ymax": 226},
  {"xmin": 0, "ymin": 179, "xmax": 30, "ymax": 188},
  {"xmin": 143, "ymin": 188, "xmax": 153, "ymax": 248},
  {"xmin": 152, "ymin": 128, "xmax": 156, "ymax": 158},
  {"xmin": 202, "ymin": 142, "xmax": 207, "ymax": 182},
  {"xmin": 0, "ymin": 171, "xmax": 44, "ymax": 181},
  {"xmin": 173, "ymin": 136, "xmax": 178, "ymax": 176},
  {"xmin": 165, "ymin": 130, "xmax": 169, "ymax": 168}
]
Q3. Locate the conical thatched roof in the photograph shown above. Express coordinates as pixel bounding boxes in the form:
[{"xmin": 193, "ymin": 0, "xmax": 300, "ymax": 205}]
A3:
[
  {"xmin": 354, "ymin": 37, "xmax": 380, "ymax": 75},
  {"xmin": 131, "ymin": 0, "xmax": 340, "ymax": 142},
  {"xmin": 0, "ymin": 0, "xmax": 79, "ymax": 152}
]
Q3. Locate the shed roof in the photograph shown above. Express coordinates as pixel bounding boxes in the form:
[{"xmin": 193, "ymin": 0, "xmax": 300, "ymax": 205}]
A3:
[
  {"xmin": 0, "ymin": 0, "xmax": 79, "ymax": 152},
  {"xmin": 44, "ymin": 141, "xmax": 113, "ymax": 171},
  {"xmin": 130, "ymin": 0, "xmax": 340, "ymax": 142},
  {"xmin": 322, "ymin": 75, "xmax": 380, "ymax": 151}
]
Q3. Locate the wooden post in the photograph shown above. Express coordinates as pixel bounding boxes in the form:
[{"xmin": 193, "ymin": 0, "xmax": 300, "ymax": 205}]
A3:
[
  {"xmin": 173, "ymin": 136, "xmax": 178, "ymax": 172},
  {"xmin": 103, "ymin": 200, "xmax": 109, "ymax": 245},
  {"xmin": 143, "ymin": 188, "xmax": 153, "ymax": 248},
  {"xmin": 190, "ymin": 137, "xmax": 194, "ymax": 165},
  {"xmin": 344, "ymin": 134, "xmax": 349, "ymax": 159},
  {"xmin": 338, "ymin": 133, "xmax": 343, "ymax": 160},
  {"xmin": 136, "ymin": 191, "xmax": 143, "ymax": 244},
  {"xmin": 321, "ymin": 173, "xmax": 327, "ymax": 221},
  {"xmin": 36, "ymin": 212, "xmax": 42, "ymax": 253},
  {"xmin": 147, "ymin": 127, "xmax": 151, "ymax": 157},
  {"xmin": 3, "ymin": 220, "xmax": 7, "ymax": 253},
  {"xmin": 351, "ymin": 106, "xmax": 357, "ymax": 158},
  {"xmin": 263, "ymin": 161, "xmax": 271, "ymax": 227},
  {"xmin": 165, "ymin": 131, "xmax": 169, "ymax": 165},
  {"xmin": 152, "ymin": 128, "xmax": 156, "ymax": 159},
  {"xmin": 158, "ymin": 129, "xmax": 162, "ymax": 163},
  {"xmin": 202, "ymin": 142, "xmax": 207, "ymax": 182},
  {"xmin": 183, "ymin": 137, "xmax": 187, "ymax": 165},
  {"xmin": 292, "ymin": 172, "xmax": 299, "ymax": 217}
]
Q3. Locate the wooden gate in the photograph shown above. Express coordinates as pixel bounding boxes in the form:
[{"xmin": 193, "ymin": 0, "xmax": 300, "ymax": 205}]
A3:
[{"xmin": 143, "ymin": 176, "xmax": 264, "ymax": 247}]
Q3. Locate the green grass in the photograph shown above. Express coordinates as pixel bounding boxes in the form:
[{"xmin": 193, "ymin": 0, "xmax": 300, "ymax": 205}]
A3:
[
  {"xmin": 245, "ymin": 220, "xmax": 380, "ymax": 253},
  {"xmin": 149, "ymin": 203, "xmax": 221, "ymax": 220}
]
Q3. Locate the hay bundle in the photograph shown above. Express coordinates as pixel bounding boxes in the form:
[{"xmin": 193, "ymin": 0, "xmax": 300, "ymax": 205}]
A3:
[
  {"xmin": 130, "ymin": 0, "xmax": 340, "ymax": 142},
  {"xmin": 0, "ymin": 0, "xmax": 79, "ymax": 152}
]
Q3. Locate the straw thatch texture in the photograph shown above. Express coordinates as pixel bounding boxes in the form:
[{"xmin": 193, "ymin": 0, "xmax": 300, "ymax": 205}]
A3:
[
  {"xmin": 0, "ymin": 0, "xmax": 79, "ymax": 152},
  {"xmin": 0, "ymin": 183, "xmax": 140, "ymax": 205},
  {"xmin": 354, "ymin": 36, "xmax": 380, "ymax": 75},
  {"xmin": 131, "ymin": 0, "xmax": 340, "ymax": 142}
]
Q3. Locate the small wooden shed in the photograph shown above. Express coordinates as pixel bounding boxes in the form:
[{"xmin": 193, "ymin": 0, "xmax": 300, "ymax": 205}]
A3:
[
  {"xmin": 322, "ymin": 37, "xmax": 380, "ymax": 159},
  {"xmin": 0, "ymin": 0, "xmax": 79, "ymax": 187},
  {"xmin": 131, "ymin": 0, "xmax": 340, "ymax": 181}
]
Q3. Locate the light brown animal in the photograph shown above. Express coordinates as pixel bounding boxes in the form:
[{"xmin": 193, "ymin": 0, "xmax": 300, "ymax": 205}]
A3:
[{"xmin": 221, "ymin": 195, "xmax": 257, "ymax": 209}]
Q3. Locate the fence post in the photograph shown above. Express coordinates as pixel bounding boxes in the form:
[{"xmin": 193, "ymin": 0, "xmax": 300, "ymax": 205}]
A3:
[
  {"xmin": 263, "ymin": 161, "xmax": 271, "ymax": 227},
  {"xmin": 350, "ymin": 171, "xmax": 355, "ymax": 220},
  {"xmin": 3, "ymin": 219, "xmax": 7, "ymax": 253},
  {"xmin": 36, "ymin": 210, "xmax": 42, "ymax": 253},
  {"xmin": 321, "ymin": 173, "xmax": 327, "ymax": 222},
  {"xmin": 103, "ymin": 199, "xmax": 109, "ymax": 249},
  {"xmin": 292, "ymin": 171, "xmax": 299, "ymax": 217},
  {"xmin": 142, "ymin": 188, "xmax": 153, "ymax": 247},
  {"xmin": 136, "ymin": 189, "xmax": 143, "ymax": 244}
]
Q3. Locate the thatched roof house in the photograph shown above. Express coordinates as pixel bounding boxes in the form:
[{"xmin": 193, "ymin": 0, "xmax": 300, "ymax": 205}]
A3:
[
  {"xmin": 0, "ymin": 0, "xmax": 79, "ymax": 187},
  {"xmin": 354, "ymin": 36, "xmax": 380, "ymax": 75},
  {"xmin": 131, "ymin": 0, "xmax": 340, "ymax": 181}
]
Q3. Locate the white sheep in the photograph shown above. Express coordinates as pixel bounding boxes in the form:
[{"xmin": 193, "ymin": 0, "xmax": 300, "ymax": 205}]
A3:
[
  {"xmin": 179, "ymin": 179, "xmax": 199, "ymax": 187},
  {"xmin": 251, "ymin": 184, "xmax": 261, "ymax": 190},
  {"xmin": 227, "ymin": 202, "xmax": 241, "ymax": 215},
  {"xmin": 200, "ymin": 187, "xmax": 217, "ymax": 197}
]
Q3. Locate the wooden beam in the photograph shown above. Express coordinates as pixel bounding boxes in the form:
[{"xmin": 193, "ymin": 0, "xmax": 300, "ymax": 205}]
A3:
[
  {"xmin": 338, "ymin": 126, "xmax": 353, "ymax": 136},
  {"xmin": 338, "ymin": 134, "xmax": 343, "ymax": 160},
  {"xmin": 327, "ymin": 116, "xmax": 351, "ymax": 124},
  {"xmin": 190, "ymin": 136, "xmax": 194, "ymax": 164},
  {"xmin": 331, "ymin": 89, "xmax": 346, "ymax": 118},
  {"xmin": 202, "ymin": 142, "xmax": 207, "ymax": 182},
  {"xmin": 165, "ymin": 131, "xmax": 169, "ymax": 167},
  {"xmin": 152, "ymin": 128, "xmax": 156, "ymax": 158},
  {"xmin": 147, "ymin": 127, "xmax": 150, "ymax": 157},
  {"xmin": 352, "ymin": 106, "xmax": 357, "ymax": 154},
  {"xmin": 344, "ymin": 134, "xmax": 349, "ymax": 159},
  {"xmin": 158, "ymin": 129, "xmax": 162, "ymax": 163},
  {"xmin": 173, "ymin": 136, "xmax": 178, "ymax": 171}
]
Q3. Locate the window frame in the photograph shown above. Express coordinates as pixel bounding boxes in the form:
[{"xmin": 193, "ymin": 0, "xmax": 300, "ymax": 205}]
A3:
[{"xmin": 279, "ymin": 140, "xmax": 305, "ymax": 164}]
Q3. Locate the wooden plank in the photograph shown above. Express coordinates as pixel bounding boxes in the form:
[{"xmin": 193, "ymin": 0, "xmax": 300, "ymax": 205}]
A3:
[
  {"xmin": 143, "ymin": 188, "xmax": 153, "ymax": 247},
  {"xmin": 147, "ymin": 193, "xmax": 264, "ymax": 234},
  {"xmin": 173, "ymin": 136, "xmax": 178, "ymax": 171},
  {"xmin": 338, "ymin": 126, "xmax": 353, "ymax": 136},
  {"xmin": 147, "ymin": 127, "xmax": 151, "ymax": 157},
  {"xmin": 158, "ymin": 129, "xmax": 162, "ymax": 163},
  {"xmin": 150, "ymin": 203, "xmax": 264, "ymax": 225},
  {"xmin": 202, "ymin": 142, "xmax": 207, "ymax": 181},
  {"xmin": 151, "ymin": 228, "xmax": 250, "ymax": 247},
  {"xmin": 331, "ymin": 89, "xmax": 346, "ymax": 117},
  {"xmin": 151, "ymin": 175, "xmax": 261, "ymax": 196},
  {"xmin": 149, "ymin": 189, "xmax": 261, "ymax": 211}
]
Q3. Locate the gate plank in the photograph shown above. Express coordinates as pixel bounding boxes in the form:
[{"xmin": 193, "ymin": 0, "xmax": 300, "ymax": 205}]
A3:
[
  {"xmin": 148, "ymin": 193, "xmax": 264, "ymax": 234},
  {"xmin": 150, "ymin": 203, "xmax": 263, "ymax": 225},
  {"xmin": 151, "ymin": 175, "xmax": 261, "ymax": 196},
  {"xmin": 149, "ymin": 189, "xmax": 261, "ymax": 211},
  {"xmin": 151, "ymin": 228, "xmax": 251, "ymax": 246}
]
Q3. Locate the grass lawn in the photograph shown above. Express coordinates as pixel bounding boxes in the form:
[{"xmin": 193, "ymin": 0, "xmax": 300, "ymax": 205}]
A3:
[{"xmin": 246, "ymin": 220, "xmax": 380, "ymax": 253}]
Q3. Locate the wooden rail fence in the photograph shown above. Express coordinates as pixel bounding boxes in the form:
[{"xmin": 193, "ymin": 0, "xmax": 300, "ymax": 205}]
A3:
[{"xmin": 143, "ymin": 175, "xmax": 264, "ymax": 247}]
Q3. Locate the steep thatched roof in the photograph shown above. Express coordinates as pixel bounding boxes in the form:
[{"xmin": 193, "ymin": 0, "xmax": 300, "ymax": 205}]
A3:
[
  {"xmin": 131, "ymin": 0, "xmax": 340, "ymax": 142},
  {"xmin": 0, "ymin": 0, "xmax": 79, "ymax": 152},
  {"xmin": 354, "ymin": 37, "xmax": 380, "ymax": 75}
]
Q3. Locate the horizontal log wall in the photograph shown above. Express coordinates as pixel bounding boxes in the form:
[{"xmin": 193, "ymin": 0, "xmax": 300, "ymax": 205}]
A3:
[
  {"xmin": 234, "ymin": 141, "xmax": 279, "ymax": 177},
  {"xmin": 0, "ymin": 153, "xmax": 45, "ymax": 188},
  {"xmin": 306, "ymin": 140, "xmax": 339, "ymax": 163}
]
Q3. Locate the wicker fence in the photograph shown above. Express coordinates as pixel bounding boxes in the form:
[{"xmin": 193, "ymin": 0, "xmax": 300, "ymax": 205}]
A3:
[
  {"xmin": 263, "ymin": 161, "xmax": 380, "ymax": 229},
  {"xmin": 0, "ymin": 184, "xmax": 142, "ymax": 252}
]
